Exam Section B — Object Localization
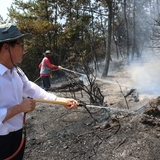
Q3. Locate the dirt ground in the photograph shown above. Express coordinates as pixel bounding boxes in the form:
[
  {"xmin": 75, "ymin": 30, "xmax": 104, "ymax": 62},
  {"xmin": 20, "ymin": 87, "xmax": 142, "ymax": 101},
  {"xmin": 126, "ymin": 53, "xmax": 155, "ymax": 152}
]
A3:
[{"xmin": 23, "ymin": 60, "xmax": 160, "ymax": 160}]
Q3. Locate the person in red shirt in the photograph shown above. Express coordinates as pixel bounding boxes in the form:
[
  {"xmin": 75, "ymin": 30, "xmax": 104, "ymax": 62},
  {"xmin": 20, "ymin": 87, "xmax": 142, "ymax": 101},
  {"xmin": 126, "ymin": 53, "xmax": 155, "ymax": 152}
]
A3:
[{"xmin": 39, "ymin": 50, "xmax": 62, "ymax": 90}]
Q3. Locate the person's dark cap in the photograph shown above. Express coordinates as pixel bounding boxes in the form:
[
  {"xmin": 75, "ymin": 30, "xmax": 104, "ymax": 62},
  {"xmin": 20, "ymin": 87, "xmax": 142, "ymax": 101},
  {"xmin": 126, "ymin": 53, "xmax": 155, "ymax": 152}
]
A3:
[{"xmin": 0, "ymin": 23, "xmax": 32, "ymax": 43}]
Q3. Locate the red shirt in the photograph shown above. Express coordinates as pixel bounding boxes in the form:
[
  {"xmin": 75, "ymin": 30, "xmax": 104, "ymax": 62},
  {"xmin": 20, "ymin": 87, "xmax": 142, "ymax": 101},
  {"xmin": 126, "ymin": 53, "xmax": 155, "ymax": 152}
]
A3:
[{"xmin": 39, "ymin": 57, "xmax": 59, "ymax": 76}]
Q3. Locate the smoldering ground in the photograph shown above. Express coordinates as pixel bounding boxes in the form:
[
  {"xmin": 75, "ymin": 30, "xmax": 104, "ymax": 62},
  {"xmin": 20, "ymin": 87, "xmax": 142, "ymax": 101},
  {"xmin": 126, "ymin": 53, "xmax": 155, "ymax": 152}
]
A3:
[{"xmin": 24, "ymin": 59, "xmax": 160, "ymax": 160}]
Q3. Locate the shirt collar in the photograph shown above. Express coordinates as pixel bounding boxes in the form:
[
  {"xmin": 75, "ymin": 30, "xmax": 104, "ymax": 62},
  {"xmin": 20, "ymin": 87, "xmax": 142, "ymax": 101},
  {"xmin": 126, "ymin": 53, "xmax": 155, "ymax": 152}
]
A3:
[{"xmin": 0, "ymin": 64, "xmax": 16, "ymax": 75}]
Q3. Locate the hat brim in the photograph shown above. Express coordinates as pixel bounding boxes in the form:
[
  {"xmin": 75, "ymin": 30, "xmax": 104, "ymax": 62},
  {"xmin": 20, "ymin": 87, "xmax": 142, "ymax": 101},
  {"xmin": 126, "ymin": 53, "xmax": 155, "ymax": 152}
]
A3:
[
  {"xmin": 0, "ymin": 33, "xmax": 32, "ymax": 43},
  {"xmin": 43, "ymin": 52, "xmax": 52, "ymax": 55},
  {"xmin": 21, "ymin": 33, "xmax": 32, "ymax": 39}
]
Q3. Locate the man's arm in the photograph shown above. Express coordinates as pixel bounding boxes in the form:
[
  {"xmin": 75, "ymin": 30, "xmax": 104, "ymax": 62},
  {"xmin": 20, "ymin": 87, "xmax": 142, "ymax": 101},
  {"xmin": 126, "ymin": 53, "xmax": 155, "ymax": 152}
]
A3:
[
  {"xmin": 38, "ymin": 62, "xmax": 42, "ymax": 68},
  {"xmin": 45, "ymin": 58, "xmax": 59, "ymax": 70}
]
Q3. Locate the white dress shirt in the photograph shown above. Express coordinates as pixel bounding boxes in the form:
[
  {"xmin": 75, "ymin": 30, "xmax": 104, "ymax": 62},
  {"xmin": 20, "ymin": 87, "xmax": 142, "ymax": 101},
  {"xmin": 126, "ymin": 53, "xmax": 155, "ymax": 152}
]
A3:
[{"xmin": 0, "ymin": 64, "xmax": 57, "ymax": 135}]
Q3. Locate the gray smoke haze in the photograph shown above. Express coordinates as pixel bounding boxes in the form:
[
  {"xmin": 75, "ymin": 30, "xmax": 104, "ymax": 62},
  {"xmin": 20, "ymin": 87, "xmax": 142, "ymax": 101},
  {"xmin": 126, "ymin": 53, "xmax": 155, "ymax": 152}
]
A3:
[{"xmin": 128, "ymin": 57, "xmax": 160, "ymax": 96}]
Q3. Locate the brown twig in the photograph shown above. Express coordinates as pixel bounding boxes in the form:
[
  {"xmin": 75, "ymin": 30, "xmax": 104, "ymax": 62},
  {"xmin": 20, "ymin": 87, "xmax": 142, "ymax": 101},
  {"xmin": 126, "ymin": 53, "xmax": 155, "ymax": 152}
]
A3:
[{"xmin": 116, "ymin": 80, "xmax": 129, "ymax": 109}]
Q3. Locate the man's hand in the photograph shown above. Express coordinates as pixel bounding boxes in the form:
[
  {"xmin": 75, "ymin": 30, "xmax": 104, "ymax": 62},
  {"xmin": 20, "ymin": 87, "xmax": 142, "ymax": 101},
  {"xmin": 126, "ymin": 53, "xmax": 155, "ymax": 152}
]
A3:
[
  {"xmin": 58, "ymin": 66, "xmax": 63, "ymax": 70},
  {"xmin": 3, "ymin": 98, "xmax": 36, "ymax": 122},
  {"xmin": 55, "ymin": 97, "xmax": 79, "ymax": 110},
  {"xmin": 19, "ymin": 98, "xmax": 36, "ymax": 113},
  {"xmin": 64, "ymin": 99, "xmax": 79, "ymax": 110}
]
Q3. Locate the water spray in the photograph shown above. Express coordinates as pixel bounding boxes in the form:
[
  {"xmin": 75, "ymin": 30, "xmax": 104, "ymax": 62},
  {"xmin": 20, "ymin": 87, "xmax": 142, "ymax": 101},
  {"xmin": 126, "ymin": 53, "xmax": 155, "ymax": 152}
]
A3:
[
  {"xmin": 61, "ymin": 67, "xmax": 134, "ymax": 89},
  {"xmin": 61, "ymin": 67, "xmax": 86, "ymax": 76},
  {"xmin": 34, "ymin": 98, "xmax": 139, "ymax": 114}
]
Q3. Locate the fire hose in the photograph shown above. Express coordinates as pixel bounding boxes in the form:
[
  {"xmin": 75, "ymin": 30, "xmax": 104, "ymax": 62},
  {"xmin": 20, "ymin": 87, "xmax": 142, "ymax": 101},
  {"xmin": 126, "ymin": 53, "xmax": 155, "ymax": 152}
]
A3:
[
  {"xmin": 5, "ymin": 97, "xmax": 138, "ymax": 159},
  {"xmin": 34, "ymin": 76, "xmax": 41, "ymax": 83},
  {"xmin": 4, "ymin": 113, "xmax": 26, "ymax": 160},
  {"xmin": 4, "ymin": 98, "xmax": 78, "ymax": 160},
  {"xmin": 33, "ymin": 67, "xmax": 86, "ymax": 83}
]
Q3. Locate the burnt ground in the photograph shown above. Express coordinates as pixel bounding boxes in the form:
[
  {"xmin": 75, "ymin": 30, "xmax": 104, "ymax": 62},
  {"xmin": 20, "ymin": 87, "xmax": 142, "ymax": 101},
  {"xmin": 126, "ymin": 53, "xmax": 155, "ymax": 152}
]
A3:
[{"xmin": 23, "ymin": 60, "xmax": 160, "ymax": 160}]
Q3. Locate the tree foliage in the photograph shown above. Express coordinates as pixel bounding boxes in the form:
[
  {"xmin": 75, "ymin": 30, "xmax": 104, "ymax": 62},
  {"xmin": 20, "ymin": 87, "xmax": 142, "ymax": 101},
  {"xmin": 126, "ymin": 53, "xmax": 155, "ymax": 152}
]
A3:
[{"xmin": 0, "ymin": 0, "xmax": 158, "ymax": 80}]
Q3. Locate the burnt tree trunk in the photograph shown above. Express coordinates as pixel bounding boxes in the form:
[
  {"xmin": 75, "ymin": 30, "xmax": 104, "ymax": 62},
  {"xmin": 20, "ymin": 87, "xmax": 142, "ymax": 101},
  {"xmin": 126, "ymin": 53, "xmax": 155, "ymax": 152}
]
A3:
[
  {"xmin": 124, "ymin": 0, "xmax": 130, "ymax": 65},
  {"xmin": 102, "ymin": 0, "xmax": 113, "ymax": 77}
]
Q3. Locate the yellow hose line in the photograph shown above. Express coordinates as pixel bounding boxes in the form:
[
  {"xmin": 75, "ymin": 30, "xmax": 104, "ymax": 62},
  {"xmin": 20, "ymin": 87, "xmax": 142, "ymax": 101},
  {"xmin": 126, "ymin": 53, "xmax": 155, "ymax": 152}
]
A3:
[
  {"xmin": 34, "ymin": 76, "xmax": 41, "ymax": 83},
  {"xmin": 34, "ymin": 98, "xmax": 70, "ymax": 106}
]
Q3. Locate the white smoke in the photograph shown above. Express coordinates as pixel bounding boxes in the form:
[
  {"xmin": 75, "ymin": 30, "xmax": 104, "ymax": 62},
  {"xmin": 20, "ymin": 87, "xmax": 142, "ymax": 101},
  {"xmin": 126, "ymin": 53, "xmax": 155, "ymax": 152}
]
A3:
[{"xmin": 128, "ymin": 57, "xmax": 160, "ymax": 96}]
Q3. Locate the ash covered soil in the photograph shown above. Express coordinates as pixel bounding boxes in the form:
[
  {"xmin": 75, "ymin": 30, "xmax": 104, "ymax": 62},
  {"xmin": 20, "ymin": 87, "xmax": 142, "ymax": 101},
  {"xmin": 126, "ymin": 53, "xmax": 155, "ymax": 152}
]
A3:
[{"xmin": 24, "ymin": 60, "xmax": 160, "ymax": 160}]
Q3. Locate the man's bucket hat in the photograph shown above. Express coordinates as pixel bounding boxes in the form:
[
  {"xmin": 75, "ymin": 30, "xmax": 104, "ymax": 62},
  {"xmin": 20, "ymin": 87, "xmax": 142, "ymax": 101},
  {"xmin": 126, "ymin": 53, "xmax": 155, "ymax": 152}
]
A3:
[
  {"xmin": 0, "ymin": 23, "xmax": 32, "ymax": 43},
  {"xmin": 43, "ymin": 50, "xmax": 52, "ymax": 55}
]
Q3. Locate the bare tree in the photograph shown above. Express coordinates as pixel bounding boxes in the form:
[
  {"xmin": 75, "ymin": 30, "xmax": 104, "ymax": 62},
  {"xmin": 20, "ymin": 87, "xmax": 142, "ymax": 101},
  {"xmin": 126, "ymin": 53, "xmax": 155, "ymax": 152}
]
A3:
[{"xmin": 102, "ymin": 0, "xmax": 113, "ymax": 77}]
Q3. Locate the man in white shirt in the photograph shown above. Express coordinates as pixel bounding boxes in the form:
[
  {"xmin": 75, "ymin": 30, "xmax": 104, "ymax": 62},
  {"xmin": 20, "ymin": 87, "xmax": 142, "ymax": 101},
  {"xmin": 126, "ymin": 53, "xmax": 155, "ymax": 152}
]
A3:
[{"xmin": 0, "ymin": 23, "xmax": 78, "ymax": 160}]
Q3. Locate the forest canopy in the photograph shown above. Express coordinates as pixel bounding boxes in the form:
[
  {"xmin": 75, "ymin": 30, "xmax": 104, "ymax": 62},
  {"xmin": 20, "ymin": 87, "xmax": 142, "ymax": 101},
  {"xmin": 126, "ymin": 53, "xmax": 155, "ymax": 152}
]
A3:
[{"xmin": 0, "ymin": 0, "xmax": 160, "ymax": 80}]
